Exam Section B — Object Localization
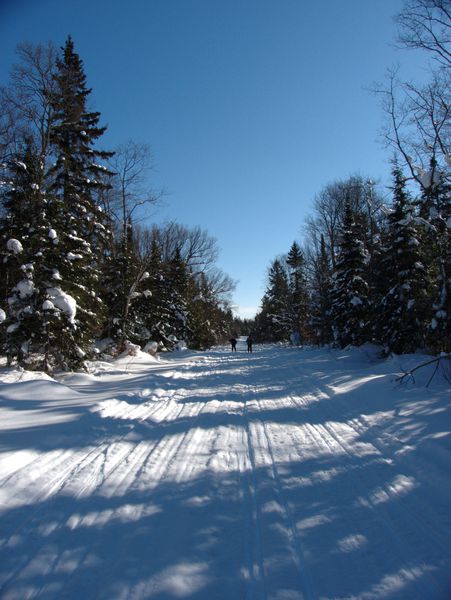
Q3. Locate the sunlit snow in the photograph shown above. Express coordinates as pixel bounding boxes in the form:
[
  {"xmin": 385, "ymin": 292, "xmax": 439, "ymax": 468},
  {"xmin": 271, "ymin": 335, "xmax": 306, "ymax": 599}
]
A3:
[{"xmin": 0, "ymin": 343, "xmax": 450, "ymax": 599}]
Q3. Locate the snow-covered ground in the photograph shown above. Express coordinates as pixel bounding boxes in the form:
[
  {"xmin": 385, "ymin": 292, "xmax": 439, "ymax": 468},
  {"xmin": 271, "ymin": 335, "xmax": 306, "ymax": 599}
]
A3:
[{"xmin": 0, "ymin": 340, "xmax": 450, "ymax": 599}]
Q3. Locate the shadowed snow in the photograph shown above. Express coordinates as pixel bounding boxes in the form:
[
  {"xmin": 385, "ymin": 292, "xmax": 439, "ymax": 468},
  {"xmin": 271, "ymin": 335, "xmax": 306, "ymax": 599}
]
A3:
[{"xmin": 0, "ymin": 345, "xmax": 450, "ymax": 599}]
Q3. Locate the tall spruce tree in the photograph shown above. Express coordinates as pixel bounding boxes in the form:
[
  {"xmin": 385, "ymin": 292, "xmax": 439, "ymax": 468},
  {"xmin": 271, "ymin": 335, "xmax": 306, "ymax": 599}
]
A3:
[
  {"xmin": 420, "ymin": 164, "xmax": 451, "ymax": 352},
  {"xmin": 379, "ymin": 166, "xmax": 431, "ymax": 354},
  {"xmin": 103, "ymin": 218, "xmax": 143, "ymax": 346},
  {"xmin": 310, "ymin": 235, "xmax": 333, "ymax": 346},
  {"xmin": 187, "ymin": 273, "xmax": 218, "ymax": 350},
  {"xmin": 0, "ymin": 144, "xmax": 52, "ymax": 367},
  {"xmin": 257, "ymin": 259, "xmax": 291, "ymax": 342},
  {"xmin": 330, "ymin": 201, "xmax": 370, "ymax": 347},
  {"xmin": 46, "ymin": 36, "xmax": 113, "ymax": 368},
  {"xmin": 166, "ymin": 247, "xmax": 190, "ymax": 344},
  {"xmin": 286, "ymin": 241, "xmax": 309, "ymax": 344},
  {"xmin": 142, "ymin": 239, "xmax": 173, "ymax": 348}
]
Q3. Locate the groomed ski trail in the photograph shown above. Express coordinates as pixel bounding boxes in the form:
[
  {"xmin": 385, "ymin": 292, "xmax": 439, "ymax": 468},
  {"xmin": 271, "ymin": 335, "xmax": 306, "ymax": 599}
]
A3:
[{"xmin": 0, "ymin": 343, "xmax": 450, "ymax": 599}]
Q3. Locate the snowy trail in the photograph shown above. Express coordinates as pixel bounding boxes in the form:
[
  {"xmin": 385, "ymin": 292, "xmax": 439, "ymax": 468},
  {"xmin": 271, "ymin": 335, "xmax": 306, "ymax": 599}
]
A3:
[{"xmin": 0, "ymin": 344, "xmax": 450, "ymax": 599}]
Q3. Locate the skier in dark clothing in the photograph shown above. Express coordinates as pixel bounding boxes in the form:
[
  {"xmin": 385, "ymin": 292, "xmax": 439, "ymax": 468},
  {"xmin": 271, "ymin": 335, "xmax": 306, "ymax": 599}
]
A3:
[
  {"xmin": 246, "ymin": 335, "xmax": 253, "ymax": 353},
  {"xmin": 229, "ymin": 337, "xmax": 237, "ymax": 352}
]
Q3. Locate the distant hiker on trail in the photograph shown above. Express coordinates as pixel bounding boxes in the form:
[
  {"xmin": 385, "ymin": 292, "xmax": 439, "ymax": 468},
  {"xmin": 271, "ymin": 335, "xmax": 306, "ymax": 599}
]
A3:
[
  {"xmin": 246, "ymin": 335, "xmax": 253, "ymax": 353},
  {"xmin": 229, "ymin": 337, "xmax": 237, "ymax": 351}
]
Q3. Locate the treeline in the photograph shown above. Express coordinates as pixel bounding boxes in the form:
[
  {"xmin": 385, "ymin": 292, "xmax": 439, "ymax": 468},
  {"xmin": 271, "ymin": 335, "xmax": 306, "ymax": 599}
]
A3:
[
  {"xmin": 0, "ymin": 37, "xmax": 237, "ymax": 372},
  {"xmin": 254, "ymin": 171, "xmax": 450, "ymax": 354},
  {"xmin": 255, "ymin": 0, "xmax": 450, "ymax": 355}
]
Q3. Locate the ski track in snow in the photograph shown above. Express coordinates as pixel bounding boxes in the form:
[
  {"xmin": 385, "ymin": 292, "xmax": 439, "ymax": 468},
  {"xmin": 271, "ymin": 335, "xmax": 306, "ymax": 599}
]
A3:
[{"xmin": 0, "ymin": 342, "xmax": 450, "ymax": 599}]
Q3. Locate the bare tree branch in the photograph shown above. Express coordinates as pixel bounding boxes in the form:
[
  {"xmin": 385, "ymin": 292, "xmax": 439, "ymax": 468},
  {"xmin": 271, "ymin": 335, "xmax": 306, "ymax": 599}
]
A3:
[
  {"xmin": 395, "ymin": 0, "xmax": 451, "ymax": 69},
  {"xmin": 0, "ymin": 42, "xmax": 57, "ymax": 161},
  {"xmin": 396, "ymin": 353, "xmax": 451, "ymax": 386},
  {"xmin": 104, "ymin": 140, "xmax": 162, "ymax": 237}
]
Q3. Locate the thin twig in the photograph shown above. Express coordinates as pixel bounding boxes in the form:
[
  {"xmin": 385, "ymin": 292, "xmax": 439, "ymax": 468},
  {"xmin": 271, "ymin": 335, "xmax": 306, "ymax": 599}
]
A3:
[{"xmin": 396, "ymin": 353, "xmax": 451, "ymax": 385}]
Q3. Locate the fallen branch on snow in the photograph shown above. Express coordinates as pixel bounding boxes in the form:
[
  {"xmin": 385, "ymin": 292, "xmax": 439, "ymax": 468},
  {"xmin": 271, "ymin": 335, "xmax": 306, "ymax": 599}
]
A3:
[{"xmin": 396, "ymin": 353, "xmax": 451, "ymax": 387}]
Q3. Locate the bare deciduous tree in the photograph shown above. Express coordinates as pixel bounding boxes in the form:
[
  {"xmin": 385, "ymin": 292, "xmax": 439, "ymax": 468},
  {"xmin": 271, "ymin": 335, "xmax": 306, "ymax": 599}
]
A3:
[
  {"xmin": 395, "ymin": 0, "xmax": 451, "ymax": 69},
  {"xmin": 103, "ymin": 140, "xmax": 162, "ymax": 238},
  {"xmin": 0, "ymin": 42, "xmax": 57, "ymax": 161},
  {"xmin": 377, "ymin": 68, "xmax": 450, "ymax": 191},
  {"xmin": 303, "ymin": 176, "xmax": 384, "ymax": 268},
  {"xmin": 203, "ymin": 267, "xmax": 236, "ymax": 306},
  {"xmin": 144, "ymin": 222, "xmax": 220, "ymax": 273},
  {"xmin": 374, "ymin": 1, "xmax": 450, "ymax": 190}
]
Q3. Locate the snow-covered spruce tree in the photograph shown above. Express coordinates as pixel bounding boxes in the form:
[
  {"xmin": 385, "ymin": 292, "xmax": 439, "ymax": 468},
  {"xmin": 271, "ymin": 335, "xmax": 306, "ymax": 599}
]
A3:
[
  {"xmin": 187, "ymin": 272, "xmax": 233, "ymax": 350},
  {"xmin": 330, "ymin": 201, "xmax": 371, "ymax": 348},
  {"xmin": 378, "ymin": 166, "xmax": 432, "ymax": 354},
  {"xmin": 309, "ymin": 234, "xmax": 333, "ymax": 346},
  {"xmin": 1, "ymin": 146, "xmax": 43, "ymax": 365},
  {"xmin": 0, "ymin": 143, "xmax": 64, "ymax": 369},
  {"xmin": 286, "ymin": 241, "xmax": 309, "ymax": 344},
  {"xmin": 256, "ymin": 259, "xmax": 291, "ymax": 342},
  {"xmin": 102, "ymin": 218, "xmax": 142, "ymax": 347},
  {"xmin": 140, "ymin": 239, "xmax": 174, "ymax": 349},
  {"xmin": 253, "ymin": 303, "xmax": 273, "ymax": 343},
  {"xmin": 165, "ymin": 246, "xmax": 190, "ymax": 345},
  {"xmin": 417, "ymin": 161, "xmax": 451, "ymax": 352},
  {"xmin": 127, "ymin": 238, "xmax": 176, "ymax": 350},
  {"xmin": 46, "ymin": 36, "xmax": 113, "ymax": 369}
]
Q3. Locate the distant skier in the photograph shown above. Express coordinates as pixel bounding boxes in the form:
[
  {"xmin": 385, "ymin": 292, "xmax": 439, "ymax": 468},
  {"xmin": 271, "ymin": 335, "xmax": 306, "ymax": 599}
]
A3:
[
  {"xmin": 246, "ymin": 335, "xmax": 254, "ymax": 353},
  {"xmin": 229, "ymin": 337, "xmax": 237, "ymax": 352}
]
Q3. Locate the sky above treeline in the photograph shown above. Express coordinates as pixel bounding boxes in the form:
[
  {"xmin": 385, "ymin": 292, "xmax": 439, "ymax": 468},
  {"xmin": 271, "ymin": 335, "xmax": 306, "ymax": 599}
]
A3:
[{"xmin": 0, "ymin": 0, "xmax": 429, "ymax": 318}]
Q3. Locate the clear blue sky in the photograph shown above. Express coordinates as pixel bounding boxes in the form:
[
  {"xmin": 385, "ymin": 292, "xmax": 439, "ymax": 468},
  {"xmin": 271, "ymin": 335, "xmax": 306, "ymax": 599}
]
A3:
[{"xmin": 0, "ymin": 0, "xmax": 427, "ymax": 318}]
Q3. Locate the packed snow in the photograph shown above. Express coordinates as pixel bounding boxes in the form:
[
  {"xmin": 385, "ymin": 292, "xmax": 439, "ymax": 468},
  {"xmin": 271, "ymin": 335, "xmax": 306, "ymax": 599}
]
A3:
[{"xmin": 0, "ymin": 341, "xmax": 450, "ymax": 599}]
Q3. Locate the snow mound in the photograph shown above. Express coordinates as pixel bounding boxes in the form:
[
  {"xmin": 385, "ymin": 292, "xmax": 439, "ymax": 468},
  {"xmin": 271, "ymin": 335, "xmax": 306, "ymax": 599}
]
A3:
[
  {"xmin": 0, "ymin": 367, "xmax": 55, "ymax": 385},
  {"xmin": 6, "ymin": 239, "xmax": 23, "ymax": 254},
  {"xmin": 46, "ymin": 288, "xmax": 77, "ymax": 323}
]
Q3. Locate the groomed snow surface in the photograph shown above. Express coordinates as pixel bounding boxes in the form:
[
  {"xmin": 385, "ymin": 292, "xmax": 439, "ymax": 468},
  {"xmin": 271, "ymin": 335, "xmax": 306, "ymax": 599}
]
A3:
[{"xmin": 0, "ymin": 340, "xmax": 450, "ymax": 599}]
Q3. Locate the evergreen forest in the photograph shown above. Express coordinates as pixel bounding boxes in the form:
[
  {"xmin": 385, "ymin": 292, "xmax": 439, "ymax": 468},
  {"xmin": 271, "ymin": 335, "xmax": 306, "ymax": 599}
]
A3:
[
  {"xmin": 0, "ymin": 0, "xmax": 449, "ymax": 371},
  {"xmin": 0, "ymin": 37, "xmax": 239, "ymax": 371}
]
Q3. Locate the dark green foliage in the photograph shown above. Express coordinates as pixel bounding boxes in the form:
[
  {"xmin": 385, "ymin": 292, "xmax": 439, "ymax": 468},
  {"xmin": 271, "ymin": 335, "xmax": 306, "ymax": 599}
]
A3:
[
  {"xmin": 420, "ymin": 163, "xmax": 451, "ymax": 352},
  {"xmin": 330, "ymin": 202, "xmax": 371, "ymax": 348},
  {"xmin": 310, "ymin": 235, "xmax": 333, "ymax": 345},
  {"xmin": 286, "ymin": 241, "xmax": 310, "ymax": 344},
  {"xmin": 44, "ymin": 36, "xmax": 113, "ymax": 368},
  {"xmin": 102, "ymin": 218, "xmax": 142, "ymax": 345},
  {"xmin": 378, "ymin": 166, "xmax": 432, "ymax": 354},
  {"xmin": 255, "ymin": 259, "xmax": 291, "ymax": 343},
  {"xmin": 0, "ymin": 143, "xmax": 64, "ymax": 370},
  {"xmin": 186, "ymin": 271, "xmax": 234, "ymax": 350},
  {"xmin": 0, "ymin": 37, "xmax": 237, "ymax": 369}
]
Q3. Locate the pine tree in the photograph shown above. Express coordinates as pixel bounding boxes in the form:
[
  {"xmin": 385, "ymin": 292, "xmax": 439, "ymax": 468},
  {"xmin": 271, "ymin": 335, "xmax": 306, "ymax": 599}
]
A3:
[
  {"xmin": 0, "ymin": 143, "xmax": 61, "ymax": 370},
  {"xmin": 310, "ymin": 235, "xmax": 333, "ymax": 345},
  {"xmin": 187, "ymin": 273, "xmax": 218, "ymax": 350},
  {"xmin": 136, "ymin": 239, "xmax": 173, "ymax": 349},
  {"xmin": 378, "ymin": 166, "xmax": 432, "ymax": 354},
  {"xmin": 330, "ymin": 201, "xmax": 370, "ymax": 347},
  {"xmin": 286, "ymin": 241, "xmax": 309, "ymax": 344},
  {"xmin": 102, "ymin": 218, "xmax": 142, "ymax": 346},
  {"xmin": 46, "ymin": 36, "xmax": 113, "ymax": 368},
  {"xmin": 419, "ymin": 163, "xmax": 451, "ymax": 352},
  {"xmin": 166, "ymin": 247, "xmax": 190, "ymax": 344},
  {"xmin": 258, "ymin": 259, "xmax": 291, "ymax": 342}
]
